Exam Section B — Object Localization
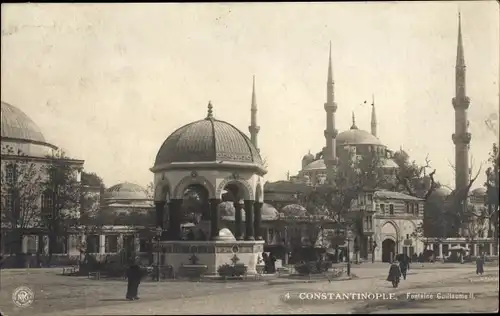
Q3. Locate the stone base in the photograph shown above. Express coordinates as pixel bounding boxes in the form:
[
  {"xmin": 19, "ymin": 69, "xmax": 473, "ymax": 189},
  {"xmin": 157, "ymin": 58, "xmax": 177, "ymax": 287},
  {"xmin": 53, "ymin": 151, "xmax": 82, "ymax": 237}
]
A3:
[{"xmin": 159, "ymin": 240, "xmax": 265, "ymax": 275}]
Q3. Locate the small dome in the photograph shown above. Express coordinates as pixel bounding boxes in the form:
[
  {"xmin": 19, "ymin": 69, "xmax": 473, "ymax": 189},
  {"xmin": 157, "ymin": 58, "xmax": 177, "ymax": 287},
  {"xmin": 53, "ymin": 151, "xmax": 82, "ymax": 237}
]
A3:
[
  {"xmin": 302, "ymin": 151, "xmax": 315, "ymax": 164},
  {"xmin": 154, "ymin": 104, "xmax": 263, "ymax": 169},
  {"xmin": 105, "ymin": 182, "xmax": 149, "ymax": 200},
  {"xmin": 217, "ymin": 228, "xmax": 236, "ymax": 241},
  {"xmin": 470, "ymin": 187, "xmax": 487, "ymax": 196},
  {"xmin": 281, "ymin": 204, "xmax": 307, "ymax": 216},
  {"xmin": 336, "ymin": 128, "xmax": 382, "ymax": 146},
  {"xmin": 1, "ymin": 101, "xmax": 46, "ymax": 143},
  {"xmin": 303, "ymin": 159, "xmax": 326, "ymax": 171}
]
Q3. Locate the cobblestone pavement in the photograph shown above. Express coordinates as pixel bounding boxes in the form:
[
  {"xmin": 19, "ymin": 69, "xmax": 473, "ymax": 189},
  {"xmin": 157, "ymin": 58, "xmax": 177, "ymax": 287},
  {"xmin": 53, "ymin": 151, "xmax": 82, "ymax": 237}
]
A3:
[{"xmin": 22, "ymin": 265, "xmax": 497, "ymax": 315}]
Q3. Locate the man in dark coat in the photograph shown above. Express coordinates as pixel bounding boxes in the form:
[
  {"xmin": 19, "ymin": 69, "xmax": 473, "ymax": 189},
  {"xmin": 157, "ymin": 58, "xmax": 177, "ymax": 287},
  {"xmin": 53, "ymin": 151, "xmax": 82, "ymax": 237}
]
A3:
[
  {"xmin": 126, "ymin": 260, "xmax": 143, "ymax": 300},
  {"xmin": 399, "ymin": 255, "xmax": 410, "ymax": 280},
  {"xmin": 476, "ymin": 253, "xmax": 485, "ymax": 275}
]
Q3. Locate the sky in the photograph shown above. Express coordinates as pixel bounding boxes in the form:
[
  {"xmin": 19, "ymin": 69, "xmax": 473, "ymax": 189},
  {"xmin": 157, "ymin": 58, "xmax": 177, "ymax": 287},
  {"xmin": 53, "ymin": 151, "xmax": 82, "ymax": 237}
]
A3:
[{"xmin": 1, "ymin": 2, "xmax": 499, "ymax": 190}]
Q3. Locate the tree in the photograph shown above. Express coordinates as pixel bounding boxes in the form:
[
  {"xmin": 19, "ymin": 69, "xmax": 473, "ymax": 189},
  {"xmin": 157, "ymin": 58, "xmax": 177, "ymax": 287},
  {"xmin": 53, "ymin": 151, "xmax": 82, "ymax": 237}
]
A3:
[
  {"xmin": 79, "ymin": 171, "xmax": 105, "ymax": 225},
  {"xmin": 0, "ymin": 145, "xmax": 44, "ymax": 253},
  {"xmin": 484, "ymin": 143, "xmax": 499, "ymax": 245},
  {"xmin": 41, "ymin": 149, "xmax": 82, "ymax": 262},
  {"xmin": 300, "ymin": 150, "xmax": 390, "ymax": 261},
  {"xmin": 393, "ymin": 150, "xmax": 437, "ymax": 200}
]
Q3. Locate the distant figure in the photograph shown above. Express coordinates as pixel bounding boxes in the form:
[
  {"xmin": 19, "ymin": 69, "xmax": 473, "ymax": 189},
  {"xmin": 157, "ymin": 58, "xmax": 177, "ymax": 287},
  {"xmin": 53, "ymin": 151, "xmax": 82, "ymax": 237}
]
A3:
[
  {"xmin": 476, "ymin": 254, "xmax": 484, "ymax": 275},
  {"xmin": 269, "ymin": 253, "xmax": 277, "ymax": 273},
  {"xmin": 418, "ymin": 252, "xmax": 424, "ymax": 267},
  {"xmin": 262, "ymin": 252, "xmax": 269, "ymax": 274},
  {"xmin": 126, "ymin": 260, "xmax": 143, "ymax": 300},
  {"xmin": 187, "ymin": 229, "xmax": 195, "ymax": 241}
]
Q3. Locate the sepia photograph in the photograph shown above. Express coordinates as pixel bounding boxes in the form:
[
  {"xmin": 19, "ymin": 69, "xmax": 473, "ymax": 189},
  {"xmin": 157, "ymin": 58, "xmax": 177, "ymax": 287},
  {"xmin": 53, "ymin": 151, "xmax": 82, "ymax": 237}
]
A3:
[{"xmin": 0, "ymin": 2, "xmax": 499, "ymax": 315}]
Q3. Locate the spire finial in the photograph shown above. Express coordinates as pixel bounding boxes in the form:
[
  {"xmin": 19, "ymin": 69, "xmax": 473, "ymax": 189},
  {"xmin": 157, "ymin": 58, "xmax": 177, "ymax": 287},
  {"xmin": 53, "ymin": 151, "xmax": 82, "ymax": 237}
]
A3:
[
  {"xmin": 371, "ymin": 93, "xmax": 375, "ymax": 107},
  {"xmin": 206, "ymin": 101, "xmax": 214, "ymax": 119},
  {"xmin": 251, "ymin": 75, "xmax": 257, "ymax": 109},
  {"xmin": 328, "ymin": 41, "xmax": 333, "ymax": 83},
  {"xmin": 351, "ymin": 111, "xmax": 357, "ymax": 129},
  {"xmin": 456, "ymin": 11, "xmax": 465, "ymax": 67}
]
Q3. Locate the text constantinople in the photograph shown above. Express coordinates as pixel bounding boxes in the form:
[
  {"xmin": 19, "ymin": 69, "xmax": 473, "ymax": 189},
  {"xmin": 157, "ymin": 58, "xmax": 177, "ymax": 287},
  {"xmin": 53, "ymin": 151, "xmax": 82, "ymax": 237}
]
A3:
[{"xmin": 284, "ymin": 292, "xmax": 397, "ymax": 301}]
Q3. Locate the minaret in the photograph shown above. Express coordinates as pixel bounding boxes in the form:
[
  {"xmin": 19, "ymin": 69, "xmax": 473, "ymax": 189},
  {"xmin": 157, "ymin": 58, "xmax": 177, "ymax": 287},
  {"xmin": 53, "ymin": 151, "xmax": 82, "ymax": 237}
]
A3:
[
  {"xmin": 248, "ymin": 76, "xmax": 260, "ymax": 152},
  {"xmin": 371, "ymin": 94, "xmax": 377, "ymax": 137},
  {"xmin": 324, "ymin": 42, "xmax": 338, "ymax": 183},
  {"xmin": 452, "ymin": 13, "xmax": 471, "ymax": 191}
]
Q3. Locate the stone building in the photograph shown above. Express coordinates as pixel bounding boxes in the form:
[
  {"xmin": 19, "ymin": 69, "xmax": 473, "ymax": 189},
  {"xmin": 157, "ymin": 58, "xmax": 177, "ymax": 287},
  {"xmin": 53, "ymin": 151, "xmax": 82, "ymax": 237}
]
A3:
[{"xmin": 0, "ymin": 101, "xmax": 84, "ymax": 258}]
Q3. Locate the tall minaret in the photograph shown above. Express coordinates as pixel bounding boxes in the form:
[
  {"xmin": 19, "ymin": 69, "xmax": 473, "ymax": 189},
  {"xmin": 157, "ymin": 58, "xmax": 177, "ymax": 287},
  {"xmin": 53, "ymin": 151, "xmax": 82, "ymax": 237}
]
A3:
[
  {"xmin": 452, "ymin": 13, "xmax": 471, "ymax": 191},
  {"xmin": 324, "ymin": 42, "xmax": 338, "ymax": 182},
  {"xmin": 249, "ymin": 75, "xmax": 260, "ymax": 152},
  {"xmin": 371, "ymin": 94, "xmax": 377, "ymax": 137}
]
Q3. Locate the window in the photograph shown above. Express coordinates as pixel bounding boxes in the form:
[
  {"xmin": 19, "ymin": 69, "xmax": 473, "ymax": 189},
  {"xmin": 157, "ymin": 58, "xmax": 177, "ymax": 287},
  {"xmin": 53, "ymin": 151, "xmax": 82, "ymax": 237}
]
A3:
[
  {"xmin": 5, "ymin": 164, "xmax": 17, "ymax": 184},
  {"xmin": 406, "ymin": 234, "xmax": 409, "ymax": 240},
  {"xmin": 42, "ymin": 191, "xmax": 53, "ymax": 211},
  {"xmin": 380, "ymin": 204, "xmax": 385, "ymax": 214},
  {"xmin": 364, "ymin": 216, "xmax": 373, "ymax": 230},
  {"xmin": 389, "ymin": 204, "xmax": 394, "ymax": 215},
  {"xmin": 4, "ymin": 191, "xmax": 13, "ymax": 213},
  {"xmin": 416, "ymin": 203, "xmax": 420, "ymax": 215},
  {"xmin": 406, "ymin": 202, "xmax": 410, "ymax": 213},
  {"xmin": 139, "ymin": 238, "xmax": 148, "ymax": 253},
  {"xmin": 411, "ymin": 203, "xmax": 415, "ymax": 215},
  {"xmin": 367, "ymin": 194, "xmax": 373, "ymax": 202},
  {"xmin": 105, "ymin": 235, "xmax": 118, "ymax": 253},
  {"xmin": 86, "ymin": 235, "xmax": 99, "ymax": 253}
]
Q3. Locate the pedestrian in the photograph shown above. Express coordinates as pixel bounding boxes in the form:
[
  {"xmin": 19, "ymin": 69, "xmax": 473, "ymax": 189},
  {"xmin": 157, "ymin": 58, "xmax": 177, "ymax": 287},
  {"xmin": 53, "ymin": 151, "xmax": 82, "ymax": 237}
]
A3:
[
  {"xmin": 262, "ymin": 252, "xmax": 269, "ymax": 274},
  {"xmin": 126, "ymin": 259, "xmax": 143, "ymax": 300},
  {"xmin": 399, "ymin": 256, "xmax": 409, "ymax": 280},
  {"xmin": 475, "ymin": 253, "xmax": 484, "ymax": 275},
  {"xmin": 269, "ymin": 253, "xmax": 277, "ymax": 273},
  {"xmin": 387, "ymin": 260, "xmax": 402, "ymax": 287}
]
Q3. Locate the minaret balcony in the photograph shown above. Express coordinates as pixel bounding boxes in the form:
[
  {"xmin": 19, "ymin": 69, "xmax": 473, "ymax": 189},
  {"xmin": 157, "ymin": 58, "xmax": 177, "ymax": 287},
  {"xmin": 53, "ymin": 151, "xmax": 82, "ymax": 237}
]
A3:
[
  {"xmin": 248, "ymin": 125, "xmax": 260, "ymax": 133},
  {"xmin": 324, "ymin": 102, "xmax": 338, "ymax": 112},
  {"xmin": 324, "ymin": 129, "xmax": 338, "ymax": 138},
  {"xmin": 452, "ymin": 96, "xmax": 470, "ymax": 110},
  {"xmin": 452, "ymin": 132, "xmax": 472, "ymax": 145}
]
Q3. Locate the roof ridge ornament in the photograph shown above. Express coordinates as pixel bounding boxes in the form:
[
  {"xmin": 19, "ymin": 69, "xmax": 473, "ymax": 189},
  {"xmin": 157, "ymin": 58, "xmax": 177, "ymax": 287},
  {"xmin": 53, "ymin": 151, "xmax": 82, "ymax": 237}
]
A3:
[{"xmin": 206, "ymin": 101, "xmax": 214, "ymax": 120}]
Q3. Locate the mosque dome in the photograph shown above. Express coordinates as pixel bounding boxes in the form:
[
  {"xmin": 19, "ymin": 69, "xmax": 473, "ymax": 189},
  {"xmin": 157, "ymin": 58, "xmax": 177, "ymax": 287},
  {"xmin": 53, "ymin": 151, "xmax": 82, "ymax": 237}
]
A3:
[
  {"xmin": 303, "ymin": 159, "xmax": 326, "ymax": 171},
  {"xmin": 1, "ymin": 101, "xmax": 47, "ymax": 143},
  {"xmin": 105, "ymin": 182, "xmax": 149, "ymax": 201},
  {"xmin": 336, "ymin": 127, "xmax": 382, "ymax": 146},
  {"xmin": 280, "ymin": 204, "xmax": 307, "ymax": 216},
  {"xmin": 154, "ymin": 103, "xmax": 264, "ymax": 170}
]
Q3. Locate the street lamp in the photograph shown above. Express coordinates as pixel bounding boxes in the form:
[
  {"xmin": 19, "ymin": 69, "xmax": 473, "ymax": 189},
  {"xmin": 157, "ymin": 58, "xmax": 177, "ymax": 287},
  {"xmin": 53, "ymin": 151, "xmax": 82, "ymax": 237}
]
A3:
[{"xmin": 155, "ymin": 226, "xmax": 162, "ymax": 282}]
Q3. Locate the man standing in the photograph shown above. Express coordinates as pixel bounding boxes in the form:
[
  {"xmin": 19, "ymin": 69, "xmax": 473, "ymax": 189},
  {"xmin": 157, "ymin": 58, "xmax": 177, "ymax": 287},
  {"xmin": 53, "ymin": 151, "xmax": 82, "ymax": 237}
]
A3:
[
  {"xmin": 126, "ymin": 259, "xmax": 143, "ymax": 300},
  {"xmin": 475, "ymin": 253, "xmax": 485, "ymax": 275}
]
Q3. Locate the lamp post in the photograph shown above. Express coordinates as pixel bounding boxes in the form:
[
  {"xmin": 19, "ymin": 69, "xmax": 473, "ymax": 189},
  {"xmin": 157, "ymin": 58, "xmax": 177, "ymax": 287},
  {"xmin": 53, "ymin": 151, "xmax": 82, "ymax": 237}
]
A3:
[
  {"xmin": 155, "ymin": 226, "xmax": 162, "ymax": 282},
  {"xmin": 346, "ymin": 230, "xmax": 353, "ymax": 276},
  {"xmin": 372, "ymin": 240, "xmax": 377, "ymax": 263}
]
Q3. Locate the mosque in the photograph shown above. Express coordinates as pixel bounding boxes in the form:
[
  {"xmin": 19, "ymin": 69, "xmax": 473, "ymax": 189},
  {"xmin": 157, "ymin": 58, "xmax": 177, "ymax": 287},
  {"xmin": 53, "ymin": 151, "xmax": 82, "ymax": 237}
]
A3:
[{"xmin": 1, "ymin": 14, "xmax": 496, "ymax": 269}]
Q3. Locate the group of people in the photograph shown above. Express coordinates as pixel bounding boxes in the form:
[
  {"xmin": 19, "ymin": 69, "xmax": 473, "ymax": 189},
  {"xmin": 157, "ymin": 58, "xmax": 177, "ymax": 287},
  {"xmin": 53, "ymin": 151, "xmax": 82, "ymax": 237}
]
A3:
[
  {"xmin": 386, "ymin": 254, "xmax": 411, "ymax": 287},
  {"xmin": 262, "ymin": 252, "xmax": 277, "ymax": 274}
]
